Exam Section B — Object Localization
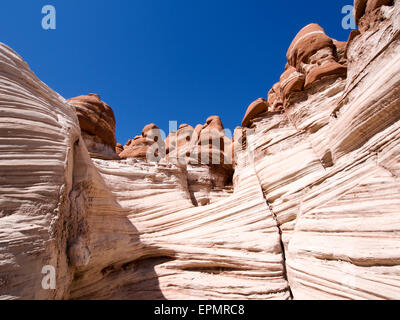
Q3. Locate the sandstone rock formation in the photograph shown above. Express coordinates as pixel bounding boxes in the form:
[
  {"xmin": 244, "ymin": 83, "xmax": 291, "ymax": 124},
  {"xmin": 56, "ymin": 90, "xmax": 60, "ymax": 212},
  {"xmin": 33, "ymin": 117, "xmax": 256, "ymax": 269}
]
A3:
[
  {"xmin": 164, "ymin": 116, "xmax": 235, "ymax": 203},
  {"xmin": 242, "ymin": 0, "xmax": 400, "ymax": 299},
  {"xmin": 266, "ymin": 23, "xmax": 348, "ymax": 116},
  {"xmin": 67, "ymin": 94, "xmax": 119, "ymax": 160},
  {"xmin": 166, "ymin": 123, "xmax": 196, "ymax": 163},
  {"xmin": 290, "ymin": 24, "xmax": 346, "ymax": 87},
  {"xmin": 0, "ymin": 0, "xmax": 400, "ymax": 300},
  {"xmin": 242, "ymin": 98, "xmax": 269, "ymax": 128},
  {"xmin": 355, "ymin": 0, "xmax": 394, "ymax": 32},
  {"xmin": 195, "ymin": 116, "xmax": 232, "ymax": 170},
  {"xmin": 268, "ymin": 82, "xmax": 284, "ymax": 111},
  {"xmin": 115, "ymin": 143, "xmax": 124, "ymax": 155},
  {"xmin": 119, "ymin": 124, "xmax": 164, "ymax": 161},
  {"xmin": 0, "ymin": 43, "xmax": 84, "ymax": 299}
]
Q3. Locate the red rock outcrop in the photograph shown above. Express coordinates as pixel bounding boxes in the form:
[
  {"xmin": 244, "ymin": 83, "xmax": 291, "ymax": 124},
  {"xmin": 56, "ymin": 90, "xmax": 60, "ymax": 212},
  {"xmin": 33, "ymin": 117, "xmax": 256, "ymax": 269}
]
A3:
[
  {"xmin": 164, "ymin": 116, "xmax": 235, "ymax": 202},
  {"xmin": 262, "ymin": 23, "xmax": 348, "ymax": 115},
  {"xmin": 68, "ymin": 94, "xmax": 118, "ymax": 159},
  {"xmin": 165, "ymin": 124, "xmax": 195, "ymax": 162},
  {"xmin": 241, "ymin": 98, "xmax": 269, "ymax": 128},
  {"xmin": 287, "ymin": 23, "xmax": 347, "ymax": 90},
  {"xmin": 355, "ymin": 0, "xmax": 394, "ymax": 32},
  {"xmin": 119, "ymin": 124, "xmax": 163, "ymax": 160},
  {"xmin": 166, "ymin": 116, "xmax": 233, "ymax": 169},
  {"xmin": 115, "ymin": 143, "xmax": 124, "ymax": 155},
  {"xmin": 196, "ymin": 116, "xmax": 225, "ymax": 164},
  {"xmin": 279, "ymin": 67, "xmax": 305, "ymax": 103},
  {"xmin": 268, "ymin": 82, "xmax": 284, "ymax": 111}
]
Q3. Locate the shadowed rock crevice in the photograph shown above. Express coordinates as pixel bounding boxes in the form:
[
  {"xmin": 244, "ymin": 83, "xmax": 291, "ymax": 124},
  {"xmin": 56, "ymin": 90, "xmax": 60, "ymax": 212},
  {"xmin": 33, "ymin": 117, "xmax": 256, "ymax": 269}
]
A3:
[
  {"xmin": 181, "ymin": 266, "xmax": 245, "ymax": 274},
  {"xmin": 250, "ymin": 155, "xmax": 294, "ymax": 299}
]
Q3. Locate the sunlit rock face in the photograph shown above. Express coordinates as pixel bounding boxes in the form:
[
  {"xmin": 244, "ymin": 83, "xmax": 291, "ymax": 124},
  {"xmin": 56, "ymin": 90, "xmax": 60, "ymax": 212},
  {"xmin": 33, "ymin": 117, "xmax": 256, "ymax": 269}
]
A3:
[
  {"xmin": 242, "ymin": 98, "xmax": 269, "ymax": 128},
  {"xmin": 0, "ymin": 43, "xmax": 85, "ymax": 299},
  {"xmin": 287, "ymin": 24, "xmax": 347, "ymax": 90},
  {"xmin": 243, "ymin": 1, "xmax": 400, "ymax": 299},
  {"xmin": 119, "ymin": 123, "xmax": 164, "ymax": 161},
  {"xmin": 67, "ymin": 94, "xmax": 119, "ymax": 160},
  {"xmin": 263, "ymin": 23, "xmax": 348, "ymax": 127},
  {"xmin": 0, "ymin": 43, "xmax": 283, "ymax": 299},
  {"xmin": 165, "ymin": 115, "xmax": 235, "ymax": 203},
  {"xmin": 166, "ymin": 123, "xmax": 196, "ymax": 163},
  {"xmin": 354, "ymin": 0, "xmax": 394, "ymax": 32},
  {"xmin": 1, "ymin": 1, "xmax": 400, "ymax": 301}
]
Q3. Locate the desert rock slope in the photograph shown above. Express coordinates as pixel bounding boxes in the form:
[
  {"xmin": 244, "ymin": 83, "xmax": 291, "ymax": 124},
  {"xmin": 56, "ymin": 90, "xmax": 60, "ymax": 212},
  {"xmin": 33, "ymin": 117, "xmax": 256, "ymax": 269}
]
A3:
[{"xmin": 0, "ymin": 1, "xmax": 400, "ymax": 300}]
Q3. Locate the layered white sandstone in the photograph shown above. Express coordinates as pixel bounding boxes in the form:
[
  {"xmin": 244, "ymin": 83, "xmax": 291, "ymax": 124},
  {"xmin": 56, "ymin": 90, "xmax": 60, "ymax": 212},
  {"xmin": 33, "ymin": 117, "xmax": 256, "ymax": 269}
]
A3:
[
  {"xmin": 245, "ymin": 2, "xmax": 400, "ymax": 300},
  {"xmin": 0, "ymin": 1, "xmax": 399, "ymax": 301}
]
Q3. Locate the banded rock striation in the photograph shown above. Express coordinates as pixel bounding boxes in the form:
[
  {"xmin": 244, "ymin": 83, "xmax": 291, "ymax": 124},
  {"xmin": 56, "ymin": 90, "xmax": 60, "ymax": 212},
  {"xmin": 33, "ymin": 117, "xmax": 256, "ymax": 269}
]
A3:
[
  {"xmin": 243, "ymin": 0, "xmax": 400, "ymax": 299},
  {"xmin": 0, "ymin": 0, "xmax": 400, "ymax": 300}
]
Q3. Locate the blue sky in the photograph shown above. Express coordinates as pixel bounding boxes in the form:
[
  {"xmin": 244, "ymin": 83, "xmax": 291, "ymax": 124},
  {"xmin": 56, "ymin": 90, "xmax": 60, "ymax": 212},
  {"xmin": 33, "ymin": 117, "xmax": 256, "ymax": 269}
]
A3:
[{"xmin": 1, "ymin": 0, "xmax": 352, "ymax": 144}]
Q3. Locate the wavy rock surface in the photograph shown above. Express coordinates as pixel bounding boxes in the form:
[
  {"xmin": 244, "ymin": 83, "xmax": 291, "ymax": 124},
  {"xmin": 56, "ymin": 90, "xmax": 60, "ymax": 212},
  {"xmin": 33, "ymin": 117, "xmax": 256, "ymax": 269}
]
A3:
[
  {"xmin": 0, "ymin": 44, "xmax": 289, "ymax": 300},
  {"xmin": 72, "ymin": 154, "xmax": 290, "ymax": 299},
  {"xmin": 244, "ymin": 1, "xmax": 400, "ymax": 299},
  {"xmin": 1, "ymin": 0, "xmax": 400, "ymax": 301},
  {"xmin": 0, "ymin": 43, "xmax": 82, "ymax": 299}
]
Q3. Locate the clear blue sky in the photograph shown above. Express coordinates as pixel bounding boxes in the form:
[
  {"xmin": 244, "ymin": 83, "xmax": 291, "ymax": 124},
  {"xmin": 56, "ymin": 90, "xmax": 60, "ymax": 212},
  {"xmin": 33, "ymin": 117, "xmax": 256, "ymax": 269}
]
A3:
[{"xmin": 1, "ymin": 0, "xmax": 352, "ymax": 144}]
